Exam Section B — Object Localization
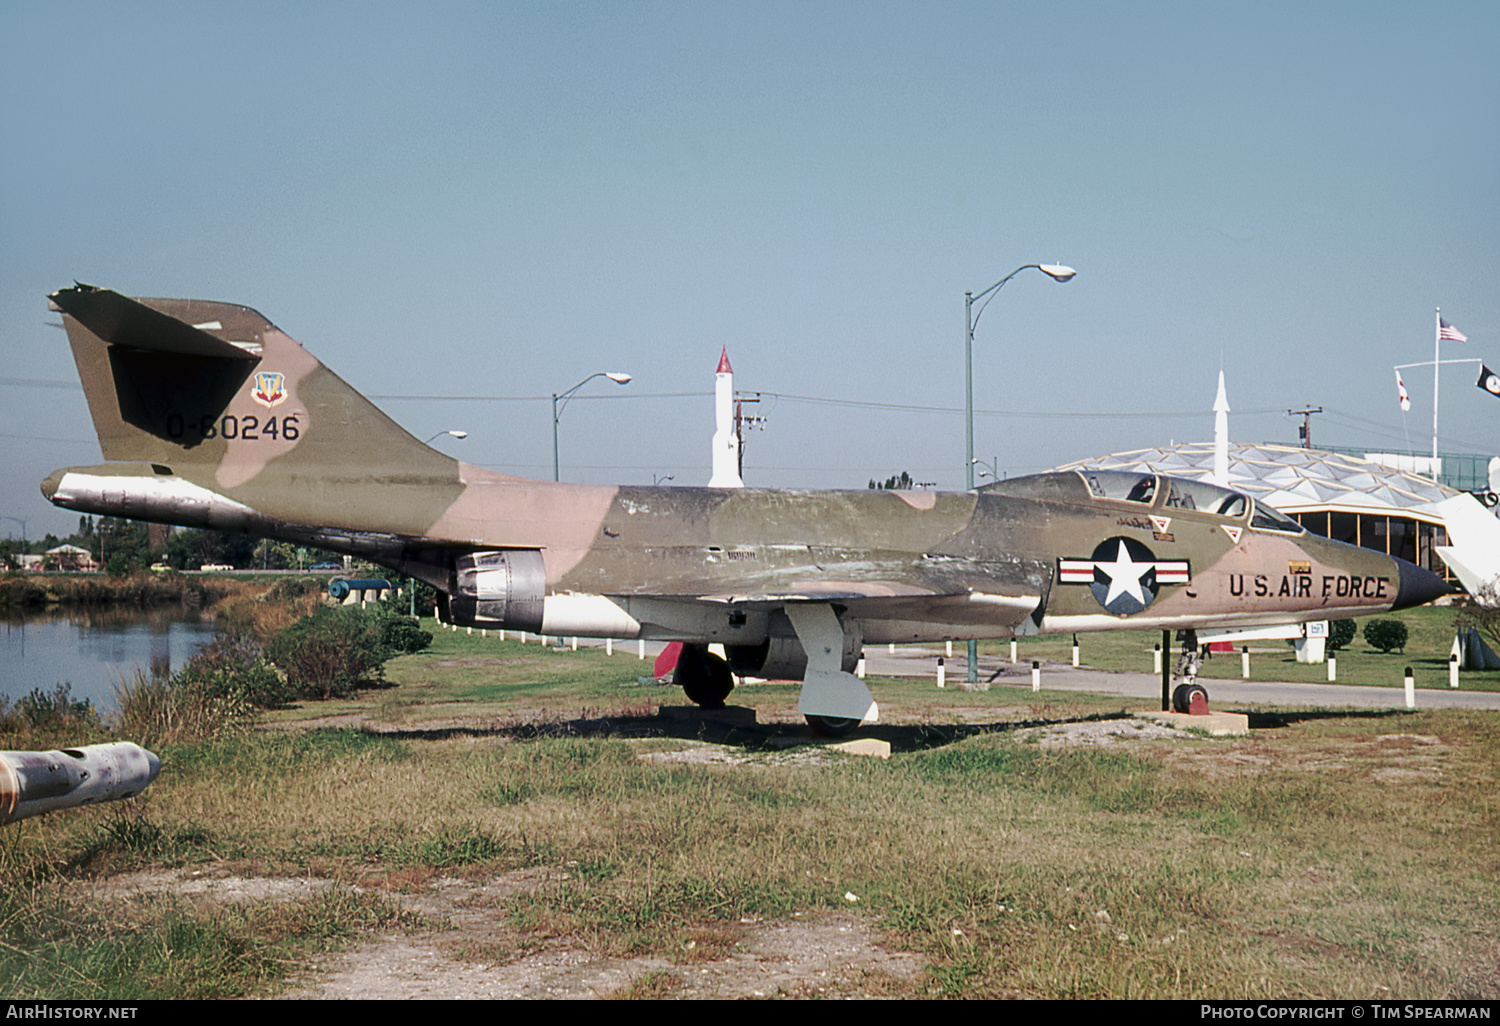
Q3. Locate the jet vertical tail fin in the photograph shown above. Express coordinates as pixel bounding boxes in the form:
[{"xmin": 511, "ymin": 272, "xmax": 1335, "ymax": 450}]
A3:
[{"xmin": 46, "ymin": 284, "xmax": 465, "ymax": 537}]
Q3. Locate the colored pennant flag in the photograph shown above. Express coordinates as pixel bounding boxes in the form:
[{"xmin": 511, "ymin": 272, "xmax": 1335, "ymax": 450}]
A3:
[
  {"xmin": 1395, "ymin": 370, "xmax": 1411, "ymax": 411},
  {"xmin": 1479, "ymin": 364, "xmax": 1500, "ymax": 400},
  {"xmin": 1439, "ymin": 317, "xmax": 1468, "ymax": 343}
]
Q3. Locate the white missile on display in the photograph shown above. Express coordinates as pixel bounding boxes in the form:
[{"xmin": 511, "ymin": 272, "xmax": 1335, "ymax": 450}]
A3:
[
  {"xmin": 708, "ymin": 346, "xmax": 743, "ymax": 488},
  {"xmin": 0, "ymin": 742, "xmax": 161, "ymax": 825},
  {"xmin": 1213, "ymin": 370, "xmax": 1230, "ymax": 487}
]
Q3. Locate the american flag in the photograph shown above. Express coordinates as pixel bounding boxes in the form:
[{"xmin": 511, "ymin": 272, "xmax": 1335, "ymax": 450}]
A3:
[{"xmin": 1439, "ymin": 317, "xmax": 1468, "ymax": 343}]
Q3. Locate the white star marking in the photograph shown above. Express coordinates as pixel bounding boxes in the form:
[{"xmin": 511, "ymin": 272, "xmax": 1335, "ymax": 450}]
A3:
[{"xmin": 1097, "ymin": 540, "xmax": 1152, "ymax": 607}]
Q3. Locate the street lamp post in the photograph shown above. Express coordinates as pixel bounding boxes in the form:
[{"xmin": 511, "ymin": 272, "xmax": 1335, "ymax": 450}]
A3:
[
  {"xmin": 423, "ymin": 429, "xmax": 468, "ymax": 445},
  {"xmin": 963, "ymin": 263, "xmax": 1075, "ymax": 682},
  {"xmin": 1, "ymin": 516, "xmax": 26, "ymax": 545},
  {"xmin": 553, "ymin": 372, "xmax": 632, "ymax": 482},
  {"xmin": 1, "ymin": 516, "xmax": 27, "ymax": 570},
  {"xmin": 970, "ymin": 457, "xmax": 1001, "ymax": 483}
]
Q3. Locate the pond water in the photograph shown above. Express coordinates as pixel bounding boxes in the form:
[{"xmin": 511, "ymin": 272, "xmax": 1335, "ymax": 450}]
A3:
[{"xmin": 0, "ymin": 608, "xmax": 218, "ymax": 715}]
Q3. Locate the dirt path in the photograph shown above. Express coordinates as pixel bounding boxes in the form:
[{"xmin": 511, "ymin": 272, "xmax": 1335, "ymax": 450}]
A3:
[
  {"xmin": 104, "ymin": 864, "xmax": 921, "ymax": 999},
  {"xmin": 281, "ymin": 902, "xmax": 921, "ymax": 999}
]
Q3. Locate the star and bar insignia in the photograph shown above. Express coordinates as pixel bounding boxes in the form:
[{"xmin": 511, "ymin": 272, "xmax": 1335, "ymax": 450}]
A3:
[{"xmin": 1059, "ymin": 536, "xmax": 1191, "ymax": 615}]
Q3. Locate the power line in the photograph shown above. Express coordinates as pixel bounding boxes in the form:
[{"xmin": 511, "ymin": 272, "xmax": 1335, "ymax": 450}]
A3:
[
  {"xmin": 374, "ymin": 384, "xmax": 1293, "ymax": 422},
  {"xmin": 0, "ymin": 377, "xmax": 82, "ymax": 390},
  {"xmin": 372, "ymin": 391, "xmax": 710, "ymax": 402}
]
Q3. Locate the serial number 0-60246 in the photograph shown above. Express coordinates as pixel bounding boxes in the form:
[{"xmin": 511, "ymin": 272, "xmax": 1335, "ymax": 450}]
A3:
[{"xmin": 167, "ymin": 413, "xmax": 301, "ymax": 442}]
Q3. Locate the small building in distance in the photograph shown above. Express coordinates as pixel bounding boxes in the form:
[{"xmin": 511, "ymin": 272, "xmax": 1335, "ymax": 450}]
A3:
[{"xmin": 42, "ymin": 543, "xmax": 99, "ymax": 572}]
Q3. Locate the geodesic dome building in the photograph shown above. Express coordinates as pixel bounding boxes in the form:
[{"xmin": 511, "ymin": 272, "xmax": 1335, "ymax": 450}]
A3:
[{"xmin": 1053, "ymin": 443, "xmax": 1459, "ymax": 576}]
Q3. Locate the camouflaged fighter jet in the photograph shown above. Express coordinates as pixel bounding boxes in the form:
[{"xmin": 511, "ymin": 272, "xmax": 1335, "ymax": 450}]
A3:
[{"xmin": 42, "ymin": 285, "xmax": 1450, "ymax": 734}]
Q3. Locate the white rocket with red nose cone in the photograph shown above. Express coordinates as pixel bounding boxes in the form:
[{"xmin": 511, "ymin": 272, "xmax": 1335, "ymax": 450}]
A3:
[{"xmin": 709, "ymin": 346, "xmax": 742, "ymax": 488}]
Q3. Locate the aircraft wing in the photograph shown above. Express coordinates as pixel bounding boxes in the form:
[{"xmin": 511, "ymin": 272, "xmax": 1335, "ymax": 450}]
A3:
[{"xmin": 609, "ymin": 551, "xmax": 1053, "ymax": 630}]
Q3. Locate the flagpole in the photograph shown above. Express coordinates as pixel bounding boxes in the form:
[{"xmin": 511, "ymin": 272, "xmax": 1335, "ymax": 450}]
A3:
[{"xmin": 1432, "ymin": 307, "xmax": 1441, "ymax": 462}]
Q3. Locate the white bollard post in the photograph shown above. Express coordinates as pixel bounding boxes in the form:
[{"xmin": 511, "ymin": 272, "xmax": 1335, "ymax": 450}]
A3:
[
  {"xmin": 888, "ymin": 643, "xmax": 895, "ymax": 655},
  {"xmin": 1071, "ymin": 635, "xmax": 1080, "ymax": 668},
  {"xmin": 946, "ymin": 640, "xmax": 953, "ymax": 658},
  {"xmin": 466, "ymin": 626, "xmax": 472, "ymax": 636},
  {"xmin": 1153, "ymin": 644, "xmax": 1162, "ymax": 675},
  {"xmin": 1010, "ymin": 639, "xmax": 1018, "ymax": 664},
  {"xmin": 1327, "ymin": 655, "xmax": 1337, "ymax": 682},
  {"xmin": 1404, "ymin": 666, "xmax": 1416, "ymax": 709},
  {"xmin": 481, "ymin": 629, "xmax": 487, "ymax": 638},
  {"xmin": 936, "ymin": 657, "xmax": 945, "ymax": 689},
  {"xmin": 571, "ymin": 637, "xmax": 578, "ymax": 651},
  {"xmin": 638, "ymin": 640, "xmax": 646, "ymax": 660},
  {"xmin": 1031, "ymin": 660, "xmax": 1041, "ymax": 692},
  {"xmin": 606, "ymin": 639, "xmax": 613, "ymax": 656},
  {"xmin": 1241, "ymin": 646, "xmax": 1250, "ymax": 679},
  {"xmin": 856, "ymin": 656, "xmax": 865, "ymax": 679},
  {"xmin": 1449, "ymin": 654, "xmax": 1459, "ymax": 689},
  {"xmin": 498, "ymin": 630, "xmax": 505, "ymax": 641}
]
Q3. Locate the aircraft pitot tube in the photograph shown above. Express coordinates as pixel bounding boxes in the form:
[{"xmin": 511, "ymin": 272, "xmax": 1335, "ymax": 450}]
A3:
[{"xmin": 0, "ymin": 742, "xmax": 161, "ymax": 825}]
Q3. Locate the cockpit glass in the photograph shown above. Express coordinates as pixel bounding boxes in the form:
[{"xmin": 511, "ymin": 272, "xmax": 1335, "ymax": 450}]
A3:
[
  {"xmin": 1161, "ymin": 479, "xmax": 1248, "ymax": 518},
  {"xmin": 1250, "ymin": 500, "xmax": 1305, "ymax": 534},
  {"xmin": 1078, "ymin": 471, "xmax": 1157, "ymax": 504}
]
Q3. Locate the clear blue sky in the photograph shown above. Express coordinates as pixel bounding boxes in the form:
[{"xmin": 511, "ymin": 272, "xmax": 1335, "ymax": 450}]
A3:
[{"xmin": 3, "ymin": 1, "xmax": 1495, "ymax": 539}]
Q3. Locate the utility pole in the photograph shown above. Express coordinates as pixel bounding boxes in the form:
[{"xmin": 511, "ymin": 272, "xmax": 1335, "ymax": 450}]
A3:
[
  {"xmin": 1287, "ymin": 406, "xmax": 1323, "ymax": 449},
  {"xmin": 733, "ymin": 392, "xmax": 767, "ymax": 480}
]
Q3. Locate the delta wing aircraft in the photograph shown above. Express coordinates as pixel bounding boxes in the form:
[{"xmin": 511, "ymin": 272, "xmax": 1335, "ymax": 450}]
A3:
[{"xmin": 42, "ymin": 285, "xmax": 1450, "ymax": 733}]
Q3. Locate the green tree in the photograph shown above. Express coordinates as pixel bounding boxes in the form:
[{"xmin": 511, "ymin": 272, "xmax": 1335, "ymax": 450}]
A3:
[
  {"xmin": 96, "ymin": 517, "xmax": 150, "ymax": 575},
  {"xmin": 868, "ymin": 471, "xmax": 914, "ymax": 490},
  {"xmin": 1328, "ymin": 619, "xmax": 1357, "ymax": 651},
  {"xmin": 1363, "ymin": 619, "xmax": 1408, "ymax": 654}
]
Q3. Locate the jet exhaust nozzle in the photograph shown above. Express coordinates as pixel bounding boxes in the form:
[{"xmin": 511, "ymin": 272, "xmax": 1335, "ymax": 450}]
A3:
[{"xmin": 0, "ymin": 742, "xmax": 161, "ymax": 825}]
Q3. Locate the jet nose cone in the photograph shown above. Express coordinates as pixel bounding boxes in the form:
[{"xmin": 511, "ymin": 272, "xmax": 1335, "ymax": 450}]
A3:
[{"xmin": 1393, "ymin": 557, "xmax": 1452, "ymax": 611}]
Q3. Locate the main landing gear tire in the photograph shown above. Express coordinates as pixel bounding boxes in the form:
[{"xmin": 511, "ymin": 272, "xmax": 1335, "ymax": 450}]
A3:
[
  {"xmin": 674, "ymin": 644, "xmax": 734, "ymax": 709},
  {"xmin": 1172, "ymin": 682, "xmax": 1209, "ymax": 714},
  {"xmin": 805, "ymin": 715, "xmax": 860, "ymax": 738}
]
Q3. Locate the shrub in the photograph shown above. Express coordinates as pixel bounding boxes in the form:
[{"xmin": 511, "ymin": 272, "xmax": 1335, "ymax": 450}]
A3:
[
  {"xmin": 180, "ymin": 663, "xmax": 294, "ymax": 709},
  {"xmin": 113, "ymin": 669, "xmax": 252, "ymax": 747},
  {"xmin": 16, "ymin": 684, "xmax": 96, "ymax": 731},
  {"xmin": 370, "ymin": 606, "xmax": 432, "ymax": 655},
  {"xmin": 172, "ymin": 633, "xmax": 294, "ymax": 708},
  {"xmin": 1363, "ymin": 618, "xmax": 1409, "ymax": 654},
  {"xmin": 1328, "ymin": 619, "xmax": 1357, "ymax": 651},
  {"xmin": 380, "ymin": 577, "xmax": 439, "ymax": 619},
  {"xmin": 0, "ymin": 684, "xmax": 102, "ymax": 748},
  {"xmin": 265, "ymin": 605, "xmax": 391, "ymax": 700}
]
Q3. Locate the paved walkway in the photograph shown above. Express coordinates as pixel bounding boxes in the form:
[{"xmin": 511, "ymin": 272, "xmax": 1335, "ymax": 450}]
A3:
[
  {"xmin": 859, "ymin": 645, "xmax": 1500, "ymax": 711},
  {"xmin": 440, "ymin": 627, "xmax": 1500, "ymax": 711}
]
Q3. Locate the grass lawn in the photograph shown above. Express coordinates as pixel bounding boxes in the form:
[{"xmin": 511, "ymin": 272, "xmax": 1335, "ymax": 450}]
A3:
[{"xmin": 2, "ymin": 603, "xmax": 1496, "ymax": 1000}]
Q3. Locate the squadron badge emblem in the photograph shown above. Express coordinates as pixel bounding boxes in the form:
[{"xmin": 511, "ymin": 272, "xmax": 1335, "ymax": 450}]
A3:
[{"xmin": 252, "ymin": 371, "xmax": 287, "ymax": 408}]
